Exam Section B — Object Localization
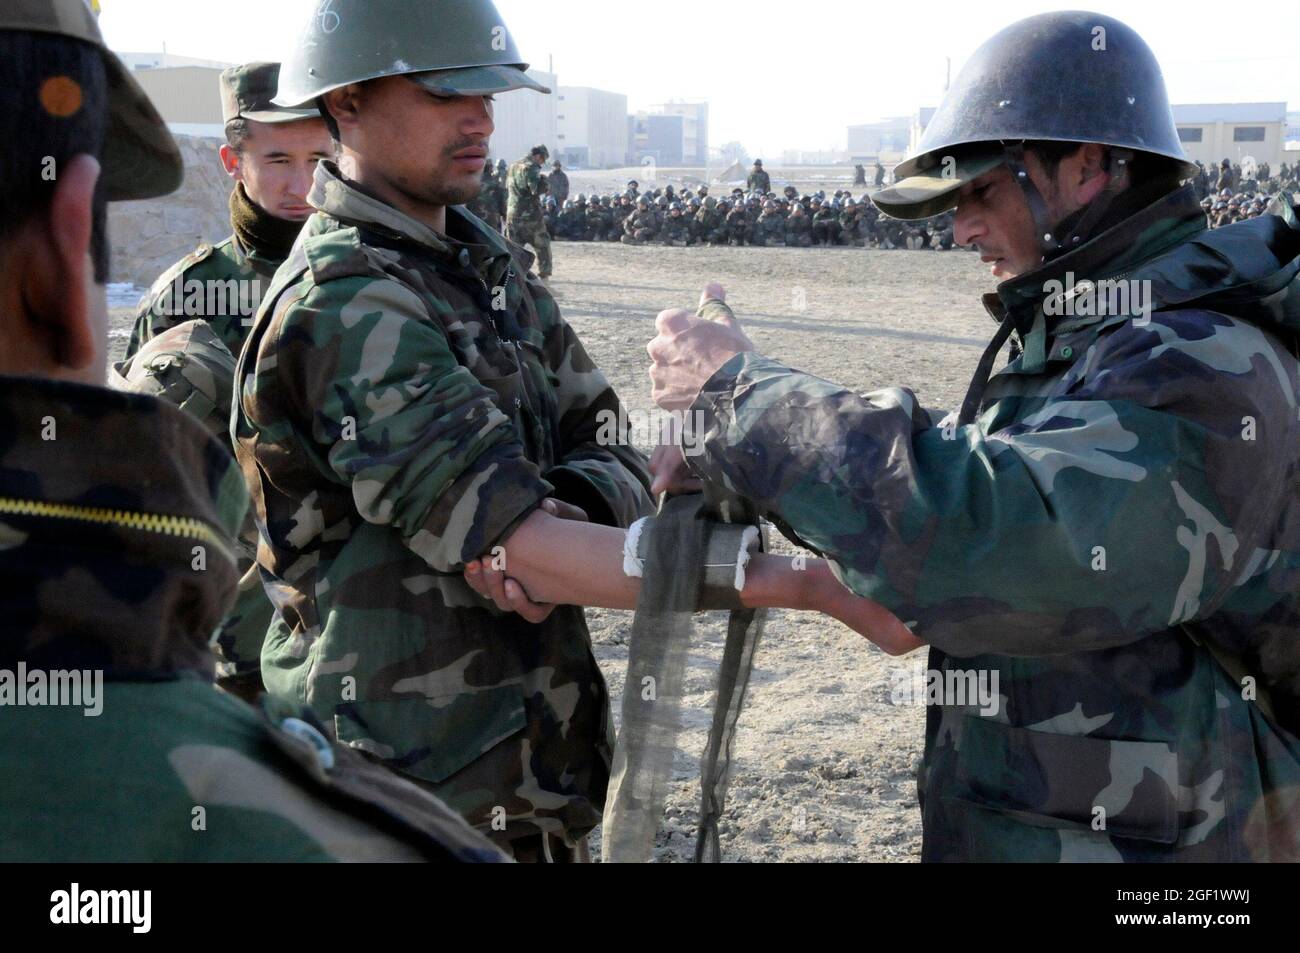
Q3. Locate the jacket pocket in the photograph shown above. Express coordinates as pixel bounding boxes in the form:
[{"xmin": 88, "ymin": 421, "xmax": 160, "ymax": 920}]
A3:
[
  {"xmin": 949, "ymin": 717, "xmax": 1180, "ymax": 844},
  {"xmin": 334, "ymin": 684, "xmax": 526, "ymax": 786}
]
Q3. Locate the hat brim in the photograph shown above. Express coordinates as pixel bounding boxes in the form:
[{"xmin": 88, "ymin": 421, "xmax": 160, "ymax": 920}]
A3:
[
  {"xmin": 871, "ymin": 150, "xmax": 1004, "ymax": 220},
  {"xmin": 241, "ymin": 106, "xmax": 324, "ymax": 124},
  {"xmin": 411, "ymin": 65, "xmax": 551, "ymax": 96},
  {"xmin": 102, "ymin": 50, "xmax": 183, "ymax": 201}
]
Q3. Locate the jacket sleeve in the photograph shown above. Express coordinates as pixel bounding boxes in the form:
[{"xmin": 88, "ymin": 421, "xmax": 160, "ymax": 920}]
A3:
[
  {"xmin": 529, "ymin": 276, "xmax": 654, "ymax": 528},
  {"xmin": 274, "ymin": 275, "xmax": 553, "ymax": 572},
  {"xmin": 684, "ymin": 312, "xmax": 1294, "ymax": 657}
]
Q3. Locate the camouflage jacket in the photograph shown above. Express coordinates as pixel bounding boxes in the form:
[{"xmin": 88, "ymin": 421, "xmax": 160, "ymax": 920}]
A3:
[
  {"xmin": 233, "ymin": 161, "xmax": 654, "ymax": 844},
  {"xmin": 685, "ymin": 186, "xmax": 1300, "ymax": 861},
  {"xmin": 120, "ymin": 232, "xmax": 286, "ymax": 683},
  {"xmin": 125, "ymin": 232, "xmax": 281, "ymax": 361},
  {"xmin": 548, "ymin": 169, "xmax": 570, "ymax": 206},
  {"xmin": 0, "ymin": 375, "xmax": 504, "ymax": 862},
  {"xmin": 506, "ymin": 158, "xmax": 545, "ymax": 225},
  {"xmin": 747, "ymin": 170, "xmax": 771, "ymax": 193}
]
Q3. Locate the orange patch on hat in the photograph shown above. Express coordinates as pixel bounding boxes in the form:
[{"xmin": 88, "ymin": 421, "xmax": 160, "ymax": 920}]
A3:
[{"xmin": 40, "ymin": 76, "xmax": 84, "ymax": 118}]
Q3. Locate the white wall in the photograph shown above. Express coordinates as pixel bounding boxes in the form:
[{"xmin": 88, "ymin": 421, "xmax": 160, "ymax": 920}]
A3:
[
  {"xmin": 558, "ymin": 87, "xmax": 629, "ymax": 168},
  {"xmin": 489, "ymin": 70, "xmax": 558, "ymax": 169}
]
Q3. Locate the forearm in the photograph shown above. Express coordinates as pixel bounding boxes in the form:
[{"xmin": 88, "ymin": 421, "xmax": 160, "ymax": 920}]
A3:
[{"xmin": 497, "ymin": 509, "xmax": 826, "ymax": 613}]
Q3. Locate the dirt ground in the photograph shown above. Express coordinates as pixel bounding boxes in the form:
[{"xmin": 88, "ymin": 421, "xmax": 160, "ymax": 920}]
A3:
[{"xmin": 109, "ymin": 239, "xmax": 996, "ymax": 862}]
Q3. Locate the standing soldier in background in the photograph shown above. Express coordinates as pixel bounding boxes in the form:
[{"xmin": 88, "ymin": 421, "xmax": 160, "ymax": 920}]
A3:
[
  {"xmin": 508, "ymin": 144, "xmax": 554, "ymax": 280},
  {"xmin": 549, "ymin": 158, "xmax": 570, "ymax": 206},
  {"xmin": 121, "ymin": 61, "xmax": 332, "ymax": 700},
  {"xmin": 125, "ymin": 61, "xmax": 330, "ymax": 359},
  {"xmin": 0, "ymin": 0, "xmax": 501, "ymax": 864},
  {"xmin": 469, "ymin": 159, "xmax": 504, "ymax": 231},
  {"xmin": 854, "ymin": 163, "xmax": 867, "ymax": 186},
  {"xmin": 748, "ymin": 158, "xmax": 771, "ymax": 194},
  {"xmin": 236, "ymin": 0, "xmax": 652, "ymax": 861},
  {"xmin": 873, "ymin": 160, "xmax": 885, "ymax": 187}
]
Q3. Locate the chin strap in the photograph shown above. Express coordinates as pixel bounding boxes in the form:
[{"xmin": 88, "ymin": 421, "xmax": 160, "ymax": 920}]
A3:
[{"xmin": 1002, "ymin": 142, "xmax": 1135, "ymax": 262}]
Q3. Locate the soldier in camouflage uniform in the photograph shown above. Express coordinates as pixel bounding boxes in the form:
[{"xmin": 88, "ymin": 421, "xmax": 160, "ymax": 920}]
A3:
[
  {"xmin": 725, "ymin": 199, "xmax": 751, "ymax": 245},
  {"xmin": 839, "ymin": 198, "xmax": 864, "ymax": 246},
  {"xmin": 468, "ymin": 160, "xmax": 505, "ymax": 231},
  {"xmin": 236, "ymin": 0, "xmax": 652, "ymax": 860},
  {"xmin": 659, "ymin": 202, "xmax": 691, "ymax": 246},
  {"xmin": 556, "ymin": 199, "xmax": 584, "ymax": 241},
  {"xmin": 586, "ymin": 194, "xmax": 613, "ymax": 241},
  {"xmin": 0, "ymin": 0, "xmax": 502, "ymax": 864},
  {"xmin": 122, "ymin": 61, "xmax": 332, "ymax": 700},
  {"xmin": 753, "ymin": 200, "xmax": 784, "ymax": 247},
  {"xmin": 748, "ymin": 158, "xmax": 771, "ymax": 194},
  {"xmin": 697, "ymin": 196, "xmax": 728, "ymax": 245},
  {"xmin": 621, "ymin": 197, "xmax": 660, "ymax": 245},
  {"xmin": 610, "ymin": 194, "xmax": 634, "ymax": 239},
  {"xmin": 650, "ymin": 12, "xmax": 1300, "ymax": 862},
  {"xmin": 784, "ymin": 202, "xmax": 813, "ymax": 247},
  {"xmin": 548, "ymin": 159, "xmax": 570, "ymax": 206},
  {"xmin": 507, "ymin": 144, "xmax": 554, "ymax": 279},
  {"xmin": 812, "ymin": 199, "xmax": 841, "ymax": 246}
]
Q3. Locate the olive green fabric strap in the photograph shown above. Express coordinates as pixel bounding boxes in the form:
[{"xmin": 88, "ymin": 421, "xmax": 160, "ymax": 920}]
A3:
[{"xmin": 602, "ymin": 491, "xmax": 766, "ymax": 863}]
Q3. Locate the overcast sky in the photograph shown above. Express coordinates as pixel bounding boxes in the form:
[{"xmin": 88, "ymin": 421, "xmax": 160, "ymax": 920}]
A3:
[{"xmin": 99, "ymin": 0, "xmax": 1300, "ymax": 156}]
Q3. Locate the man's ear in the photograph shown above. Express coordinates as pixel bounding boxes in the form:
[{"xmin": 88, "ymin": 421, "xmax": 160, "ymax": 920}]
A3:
[
  {"xmin": 1072, "ymin": 143, "xmax": 1112, "ymax": 206},
  {"xmin": 321, "ymin": 84, "xmax": 362, "ymax": 132},
  {"xmin": 30, "ymin": 153, "xmax": 100, "ymax": 372},
  {"xmin": 219, "ymin": 143, "xmax": 241, "ymax": 180}
]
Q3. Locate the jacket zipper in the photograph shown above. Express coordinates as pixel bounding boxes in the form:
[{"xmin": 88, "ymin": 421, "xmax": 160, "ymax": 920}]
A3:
[{"xmin": 0, "ymin": 496, "xmax": 236, "ymax": 565}]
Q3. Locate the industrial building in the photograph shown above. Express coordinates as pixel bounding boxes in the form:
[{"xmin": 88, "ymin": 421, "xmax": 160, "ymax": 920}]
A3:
[
  {"xmin": 556, "ymin": 86, "xmax": 629, "ymax": 169},
  {"xmin": 629, "ymin": 101, "xmax": 711, "ymax": 167},
  {"xmin": 1171, "ymin": 103, "xmax": 1289, "ymax": 169},
  {"xmin": 874, "ymin": 102, "xmax": 1292, "ymax": 172}
]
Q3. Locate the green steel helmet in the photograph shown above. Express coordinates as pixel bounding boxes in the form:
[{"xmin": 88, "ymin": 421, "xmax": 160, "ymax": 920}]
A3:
[
  {"xmin": 274, "ymin": 0, "xmax": 550, "ymax": 107},
  {"xmin": 875, "ymin": 10, "xmax": 1196, "ymax": 224}
]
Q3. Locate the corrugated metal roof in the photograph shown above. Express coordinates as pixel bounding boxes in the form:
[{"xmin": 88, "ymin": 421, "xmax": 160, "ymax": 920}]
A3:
[{"xmin": 1171, "ymin": 102, "xmax": 1287, "ymax": 124}]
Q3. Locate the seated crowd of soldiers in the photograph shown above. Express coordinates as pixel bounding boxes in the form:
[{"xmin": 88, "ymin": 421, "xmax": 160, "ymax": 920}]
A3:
[
  {"xmin": 469, "ymin": 159, "xmax": 960, "ymax": 251},
  {"xmin": 1193, "ymin": 158, "xmax": 1300, "ymax": 228}
]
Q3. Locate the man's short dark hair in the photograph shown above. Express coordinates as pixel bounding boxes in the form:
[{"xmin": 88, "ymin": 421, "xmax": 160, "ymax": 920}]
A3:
[
  {"xmin": 225, "ymin": 117, "xmax": 252, "ymax": 153},
  {"xmin": 0, "ymin": 33, "xmax": 110, "ymax": 283},
  {"xmin": 316, "ymin": 97, "xmax": 341, "ymax": 144},
  {"xmin": 1025, "ymin": 139, "xmax": 1184, "ymax": 190}
]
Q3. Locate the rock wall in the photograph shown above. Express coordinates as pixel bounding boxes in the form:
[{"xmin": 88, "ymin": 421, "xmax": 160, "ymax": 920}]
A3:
[{"xmin": 109, "ymin": 134, "xmax": 233, "ymax": 289}]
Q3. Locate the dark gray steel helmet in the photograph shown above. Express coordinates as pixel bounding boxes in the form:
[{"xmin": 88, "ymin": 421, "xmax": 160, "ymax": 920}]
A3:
[
  {"xmin": 274, "ymin": 0, "xmax": 550, "ymax": 108},
  {"xmin": 874, "ymin": 11, "xmax": 1196, "ymax": 222}
]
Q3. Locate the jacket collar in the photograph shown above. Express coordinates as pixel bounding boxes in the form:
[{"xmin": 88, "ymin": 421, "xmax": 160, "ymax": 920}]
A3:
[
  {"xmin": 307, "ymin": 160, "xmax": 522, "ymax": 282},
  {"xmin": 987, "ymin": 184, "xmax": 1208, "ymax": 372},
  {"xmin": 0, "ymin": 376, "xmax": 246, "ymax": 677}
]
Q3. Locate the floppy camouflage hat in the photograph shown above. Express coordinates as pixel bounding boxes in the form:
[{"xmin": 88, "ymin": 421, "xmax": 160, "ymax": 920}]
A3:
[
  {"xmin": 220, "ymin": 62, "xmax": 319, "ymax": 125},
  {"xmin": 274, "ymin": 0, "xmax": 550, "ymax": 107},
  {"xmin": 1, "ymin": 0, "xmax": 182, "ymax": 200}
]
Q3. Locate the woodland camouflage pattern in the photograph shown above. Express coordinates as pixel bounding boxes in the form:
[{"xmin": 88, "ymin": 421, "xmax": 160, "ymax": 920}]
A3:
[
  {"xmin": 234, "ymin": 160, "xmax": 653, "ymax": 844},
  {"xmin": 684, "ymin": 185, "xmax": 1300, "ymax": 861},
  {"xmin": 506, "ymin": 156, "xmax": 552, "ymax": 277},
  {"xmin": 0, "ymin": 376, "xmax": 503, "ymax": 862},
  {"xmin": 111, "ymin": 320, "xmax": 271, "ymax": 682},
  {"xmin": 125, "ymin": 233, "xmax": 280, "ymax": 360}
]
